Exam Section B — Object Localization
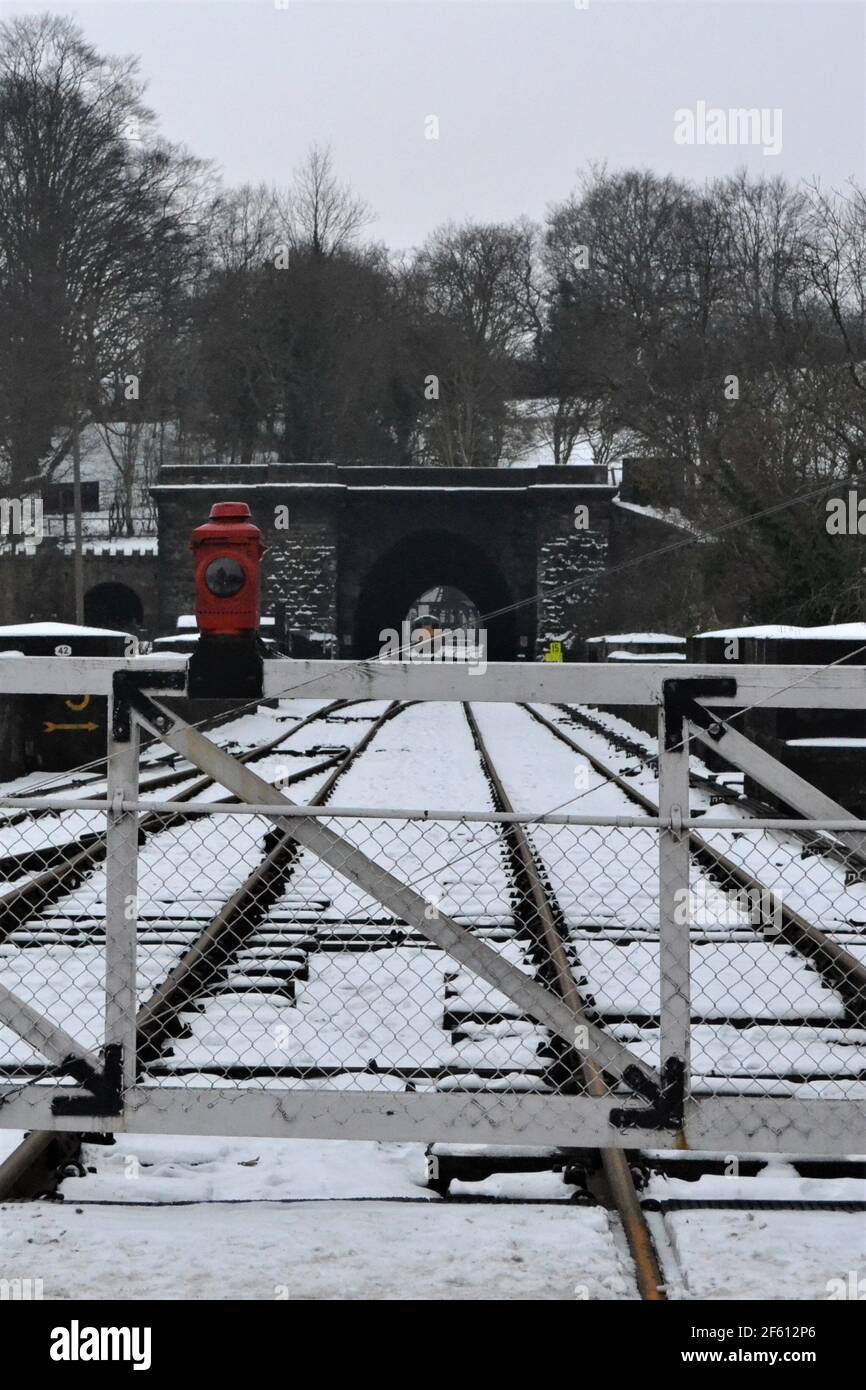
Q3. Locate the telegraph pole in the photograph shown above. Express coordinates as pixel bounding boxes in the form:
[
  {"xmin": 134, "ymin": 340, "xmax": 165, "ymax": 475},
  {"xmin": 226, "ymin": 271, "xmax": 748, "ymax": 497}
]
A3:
[{"xmin": 71, "ymin": 398, "xmax": 84, "ymax": 624}]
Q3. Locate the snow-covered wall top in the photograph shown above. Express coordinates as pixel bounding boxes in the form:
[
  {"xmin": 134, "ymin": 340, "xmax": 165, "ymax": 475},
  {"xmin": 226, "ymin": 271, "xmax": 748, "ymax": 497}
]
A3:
[
  {"xmin": 696, "ymin": 623, "xmax": 866, "ymax": 640},
  {"xmin": 0, "ymin": 621, "xmax": 130, "ymax": 638}
]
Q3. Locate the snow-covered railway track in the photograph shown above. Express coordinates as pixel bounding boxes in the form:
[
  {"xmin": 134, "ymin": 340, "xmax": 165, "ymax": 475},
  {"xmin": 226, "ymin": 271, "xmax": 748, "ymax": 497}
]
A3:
[
  {"xmin": 462, "ymin": 701, "xmax": 666, "ymax": 1299},
  {"xmin": 552, "ymin": 702, "xmax": 866, "ymax": 915},
  {"xmin": 451, "ymin": 705, "xmax": 866, "ymax": 1287},
  {"xmin": 151, "ymin": 701, "xmax": 541, "ymax": 1088},
  {"xmin": 492, "ymin": 703, "xmax": 866, "ymax": 1092},
  {"xmin": 4, "ymin": 695, "xmax": 865, "ymax": 1288},
  {"xmin": 0, "ymin": 699, "xmax": 399, "ymax": 1196},
  {"xmin": 0, "ymin": 698, "xmax": 353, "ymax": 886},
  {"xmin": 0, "ymin": 699, "xmax": 261, "ymax": 830},
  {"xmin": 0, "ymin": 699, "xmax": 360, "ymax": 942}
]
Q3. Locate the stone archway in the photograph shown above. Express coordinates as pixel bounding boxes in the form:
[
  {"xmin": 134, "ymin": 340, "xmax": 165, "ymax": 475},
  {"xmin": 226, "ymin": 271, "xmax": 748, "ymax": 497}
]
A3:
[
  {"xmin": 351, "ymin": 528, "xmax": 517, "ymax": 659},
  {"xmin": 84, "ymin": 581, "xmax": 144, "ymax": 631}
]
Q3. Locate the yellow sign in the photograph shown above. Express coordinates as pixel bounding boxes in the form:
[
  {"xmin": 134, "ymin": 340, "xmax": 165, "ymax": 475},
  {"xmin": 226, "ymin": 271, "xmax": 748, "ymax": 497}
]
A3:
[{"xmin": 544, "ymin": 641, "xmax": 563, "ymax": 663}]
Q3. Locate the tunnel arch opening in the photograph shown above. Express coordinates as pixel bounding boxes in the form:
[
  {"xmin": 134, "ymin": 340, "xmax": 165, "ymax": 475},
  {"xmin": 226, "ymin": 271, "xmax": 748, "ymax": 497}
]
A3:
[
  {"xmin": 351, "ymin": 529, "xmax": 517, "ymax": 659},
  {"xmin": 84, "ymin": 582, "xmax": 144, "ymax": 632}
]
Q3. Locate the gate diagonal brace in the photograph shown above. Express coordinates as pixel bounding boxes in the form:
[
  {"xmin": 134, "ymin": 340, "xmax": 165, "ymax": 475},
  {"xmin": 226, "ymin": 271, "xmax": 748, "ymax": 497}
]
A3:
[
  {"xmin": 665, "ymin": 681, "xmax": 866, "ymax": 873},
  {"xmin": 0, "ymin": 979, "xmax": 124, "ymax": 1117},
  {"xmin": 129, "ymin": 695, "xmax": 662, "ymax": 1100}
]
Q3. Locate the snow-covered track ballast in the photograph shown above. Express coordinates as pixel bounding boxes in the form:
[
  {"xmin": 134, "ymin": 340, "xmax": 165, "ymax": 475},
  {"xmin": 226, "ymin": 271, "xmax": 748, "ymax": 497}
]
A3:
[{"xmin": 0, "ymin": 697, "xmax": 397, "ymax": 1197}]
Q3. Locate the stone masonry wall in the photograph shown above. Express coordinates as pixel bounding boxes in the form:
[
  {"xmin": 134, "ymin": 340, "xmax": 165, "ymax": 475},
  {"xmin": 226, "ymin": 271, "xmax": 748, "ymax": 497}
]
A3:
[
  {"xmin": 534, "ymin": 494, "xmax": 610, "ymax": 655},
  {"xmin": 262, "ymin": 505, "xmax": 338, "ymax": 638}
]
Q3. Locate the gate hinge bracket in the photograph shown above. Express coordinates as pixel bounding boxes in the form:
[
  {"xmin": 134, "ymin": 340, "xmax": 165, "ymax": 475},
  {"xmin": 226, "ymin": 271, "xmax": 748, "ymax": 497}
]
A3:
[
  {"xmin": 662, "ymin": 678, "xmax": 737, "ymax": 751},
  {"xmin": 610, "ymin": 1056, "xmax": 685, "ymax": 1132},
  {"xmin": 52, "ymin": 1043, "xmax": 124, "ymax": 1117},
  {"xmin": 113, "ymin": 669, "xmax": 186, "ymax": 743}
]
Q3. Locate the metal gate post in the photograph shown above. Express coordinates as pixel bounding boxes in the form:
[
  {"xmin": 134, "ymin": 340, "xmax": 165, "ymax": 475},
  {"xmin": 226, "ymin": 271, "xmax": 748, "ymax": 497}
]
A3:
[
  {"xmin": 104, "ymin": 701, "xmax": 141, "ymax": 1096},
  {"xmin": 657, "ymin": 703, "xmax": 691, "ymax": 1122}
]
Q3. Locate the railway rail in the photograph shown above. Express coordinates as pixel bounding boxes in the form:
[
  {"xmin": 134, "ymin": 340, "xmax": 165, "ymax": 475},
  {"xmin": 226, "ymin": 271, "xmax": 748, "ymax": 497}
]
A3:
[
  {"xmin": 463, "ymin": 702, "xmax": 666, "ymax": 1299},
  {"xmin": 522, "ymin": 703, "xmax": 866, "ymax": 1022},
  {"xmin": 0, "ymin": 698, "xmax": 399, "ymax": 1197},
  {"xmin": 0, "ymin": 699, "xmax": 353, "ymax": 941}
]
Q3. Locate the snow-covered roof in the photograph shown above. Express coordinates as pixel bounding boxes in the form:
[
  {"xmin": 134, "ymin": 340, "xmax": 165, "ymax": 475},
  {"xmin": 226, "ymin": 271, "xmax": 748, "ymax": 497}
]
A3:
[
  {"xmin": 793, "ymin": 623, "xmax": 866, "ymax": 640},
  {"xmin": 0, "ymin": 621, "xmax": 130, "ymax": 638},
  {"xmin": 613, "ymin": 496, "xmax": 705, "ymax": 536},
  {"xmin": 587, "ymin": 632, "xmax": 685, "ymax": 645},
  {"xmin": 695, "ymin": 623, "xmax": 866, "ymax": 640},
  {"xmin": 787, "ymin": 737, "xmax": 866, "ymax": 748},
  {"xmin": 607, "ymin": 649, "xmax": 687, "ymax": 661},
  {"xmin": 153, "ymin": 633, "xmax": 199, "ymax": 647},
  {"xmin": 175, "ymin": 614, "xmax": 274, "ymax": 630}
]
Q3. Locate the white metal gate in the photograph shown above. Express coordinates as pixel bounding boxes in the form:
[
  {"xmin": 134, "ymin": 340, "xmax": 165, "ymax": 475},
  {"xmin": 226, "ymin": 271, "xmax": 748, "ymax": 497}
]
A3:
[{"xmin": 0, "ymin": 654, "xmax": 864, "ymax": 1154}]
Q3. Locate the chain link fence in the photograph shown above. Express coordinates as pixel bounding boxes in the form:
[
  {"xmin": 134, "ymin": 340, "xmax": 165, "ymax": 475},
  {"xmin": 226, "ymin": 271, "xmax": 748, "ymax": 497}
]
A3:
[{"xmin": 1, "ymin": 779, "xmax": 864, "ymax": 1148}]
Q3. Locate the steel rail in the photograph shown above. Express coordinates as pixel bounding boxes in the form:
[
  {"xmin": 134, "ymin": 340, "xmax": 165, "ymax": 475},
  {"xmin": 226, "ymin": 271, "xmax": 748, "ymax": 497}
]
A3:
[
  {"xmin": 463, "ymin": 702, "xmax": 666, "ymax": 1302},
  {"xmin": 0, "ymin": 698, "xmax": 379, "ymax": 1199},
  {"xmin": 134, "ymin": 700, "xmax": 407, "ymax": 1061},
  {"xmin": 523, "ymin": 704, "xmax": 866, "ymax": 1024},
  {"xmin": 0, "ymin": 699, "xmax": 352, "ymax": 944}
]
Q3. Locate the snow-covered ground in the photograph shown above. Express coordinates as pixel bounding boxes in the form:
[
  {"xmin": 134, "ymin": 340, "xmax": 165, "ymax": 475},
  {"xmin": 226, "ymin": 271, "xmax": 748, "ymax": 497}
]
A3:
[
  {"xmin": 2, "ymin": 1189, "xmax": 635, "ymax": 1300},
  {"xmin": 4, "ymin": 1134, "xmax": 863, "ymax": 1300}
]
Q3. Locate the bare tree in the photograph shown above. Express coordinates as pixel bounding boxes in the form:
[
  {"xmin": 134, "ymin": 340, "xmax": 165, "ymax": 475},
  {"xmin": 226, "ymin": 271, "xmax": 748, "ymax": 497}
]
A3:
[
  {"xmin": 798, "ymin": 180, "xmax": 866, "ymax": 468},
  {"xmin": 277, "ymin": 144, "xmax": 373, "ymax": 258},
  {"xmin": 0, "ymin": 14, "xmax": 208, "ymax": 610},
  {"xmin": 412, "ymin": 220, "xmax": 534, "ymax": 466}
]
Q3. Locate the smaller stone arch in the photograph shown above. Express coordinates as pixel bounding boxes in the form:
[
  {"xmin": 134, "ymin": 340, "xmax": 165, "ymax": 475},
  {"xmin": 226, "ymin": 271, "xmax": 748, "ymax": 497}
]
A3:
[{"xmin": 84, "ymin": 582, "xmax": 144, "ymax": 632}]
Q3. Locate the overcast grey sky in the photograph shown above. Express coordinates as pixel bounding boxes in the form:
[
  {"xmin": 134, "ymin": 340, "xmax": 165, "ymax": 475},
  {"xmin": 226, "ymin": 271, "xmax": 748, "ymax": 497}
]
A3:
[{"xmin": 2, "ymin": 1, "xmax": 863, "ymax": 249}]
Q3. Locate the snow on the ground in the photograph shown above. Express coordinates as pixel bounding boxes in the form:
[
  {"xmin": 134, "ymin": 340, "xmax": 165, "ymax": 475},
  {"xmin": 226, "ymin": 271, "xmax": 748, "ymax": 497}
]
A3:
[
  {"xmin": 1, "ymin": 1195, "xmax": 636, "ymax": 1300},
  {"xmin": 468, "ymin": 702, "xmax": 834, "ymax": 1005},
  {"xmin": 162, "ymin": 702, "xmax": 545, "ymax": 1078},
  {"xmin": 464, "ymin": 702, "xmax": 863, "ymax": 1095},
  {"xmin": 646, "ymin": 1160, "xmax": 866, "ymax": 1298},
  {"xmin": 619, "ymin": 1022, "xmax": 866, "ymax": 1081},
  {"xmin": 0, "ymin": 943, "xmax": 182, "ymax": 1061},
  {"xmin": 646, "ymin": 1156, "xmax": 866, "ymax": 1203},
  {"xmin": 578, "ymin": 940, "xmax": 841, "ymax": 1021},
  {"xmin": 545, "ymin": 703, "xmax": 866, "ymax": 936},
  {"xmin": 61, "ymin": 1134, "xmax": 429, "ymax": 1202},
  {"xmin": 662, "ymin": 1207, "xmax": 866, "ymax": 1300},
  {"xmin": 164, "ymin": 946, "xmax": 540, "ymax": 1073}
]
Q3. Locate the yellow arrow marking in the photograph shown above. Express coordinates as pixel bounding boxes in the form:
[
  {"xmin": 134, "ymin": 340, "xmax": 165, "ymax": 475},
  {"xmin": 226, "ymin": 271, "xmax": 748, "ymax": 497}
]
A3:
[{"xmin": 43, "ymin": 721, "xmax": 99, "ymax": 734}]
